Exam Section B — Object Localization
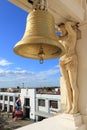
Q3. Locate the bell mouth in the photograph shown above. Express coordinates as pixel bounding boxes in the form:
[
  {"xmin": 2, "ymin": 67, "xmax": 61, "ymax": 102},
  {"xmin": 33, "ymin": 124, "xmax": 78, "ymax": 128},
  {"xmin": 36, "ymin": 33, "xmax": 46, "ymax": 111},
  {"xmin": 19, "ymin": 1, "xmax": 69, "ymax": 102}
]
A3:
[{"xmin": 14, "ymin": 40, "xmax": 65, "ymax": 60}]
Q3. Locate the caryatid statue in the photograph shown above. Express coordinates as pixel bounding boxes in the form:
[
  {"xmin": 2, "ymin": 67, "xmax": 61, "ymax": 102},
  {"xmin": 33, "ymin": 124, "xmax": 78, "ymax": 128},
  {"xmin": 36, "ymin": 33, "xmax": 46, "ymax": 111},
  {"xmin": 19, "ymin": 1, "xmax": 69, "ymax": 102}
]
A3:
[{"xmin": 58, "ymin": 22, "xmax": 79, "ymax": 114}]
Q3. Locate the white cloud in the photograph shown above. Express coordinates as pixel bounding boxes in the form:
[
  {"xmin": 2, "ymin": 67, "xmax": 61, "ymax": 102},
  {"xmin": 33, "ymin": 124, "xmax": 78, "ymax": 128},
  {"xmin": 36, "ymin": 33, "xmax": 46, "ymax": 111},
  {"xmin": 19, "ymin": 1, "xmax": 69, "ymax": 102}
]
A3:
[
  {"xmin": 0, "ymin": 65, "xmax": 60, "ymax": 88},
  {"xmin": 0, "ymin": 59, "xmax": 13, "ymax": 66},
  {"xmin": 0, "ymin": 69, "xmax": 4, "ymax": 73},
  {"xmin": 54, "ymin": 64, "xmax": 60, "ymax": 68},
  {"xmin": 36, "ymin": 68, "xmax": 59, "ymax": 78},
  {"xmin": 0, "ymin": 67, "xmax": 59, "ymax": 78},
  {"xmin": 15, "ymin": 67, "xmax": 22, "ymax": 70},
  {"xmin": 0, "ymin": 69, "xmax": 35, "ymax": 77}
]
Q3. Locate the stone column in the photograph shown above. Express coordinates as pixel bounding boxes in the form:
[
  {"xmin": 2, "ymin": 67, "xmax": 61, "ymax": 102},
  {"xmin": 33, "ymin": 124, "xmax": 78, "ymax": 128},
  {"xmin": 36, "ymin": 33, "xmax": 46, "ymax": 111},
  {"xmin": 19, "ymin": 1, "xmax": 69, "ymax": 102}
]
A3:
[
  {"xmin": 77, "ymin": 22, "xmax": 87, "ymax": 124},
  {"xmin": 7, "ymin": 96, "xmax": 10, "ymax": 112},
  {"xmin": 36, "ymin": 98, "xmax": 39, "ymax": 112},
  {"xmin": 13, "ymin": 96, "xmax": 15, "ymax": 111},
  {"xmin": 46, "ymin": 99, "xmax": 49, "ymax": 113},
  {"xmin": 35, "ymin": 115, "xmax": 39, "ymax": 122},
  {"xmin": 58, "ymin": 99, "xmax": 61, "ymax": 111},
  {"xmin": 2, "ymin": 95, "xmax": 5, "ymax": 111}
]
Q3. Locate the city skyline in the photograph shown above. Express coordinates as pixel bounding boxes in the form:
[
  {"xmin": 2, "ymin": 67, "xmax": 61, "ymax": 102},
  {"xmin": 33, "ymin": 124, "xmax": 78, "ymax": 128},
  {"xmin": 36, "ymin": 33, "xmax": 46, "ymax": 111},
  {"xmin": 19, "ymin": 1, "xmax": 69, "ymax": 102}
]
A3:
[{"xmin": 0, "ymin": 0, "xmax": 60, "ymax": 88}]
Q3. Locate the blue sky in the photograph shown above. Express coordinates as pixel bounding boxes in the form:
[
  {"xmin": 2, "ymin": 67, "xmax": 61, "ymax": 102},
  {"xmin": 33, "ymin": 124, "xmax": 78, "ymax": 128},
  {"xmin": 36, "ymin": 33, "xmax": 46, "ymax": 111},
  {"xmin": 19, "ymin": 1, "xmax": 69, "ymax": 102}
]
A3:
[{"xmin": 0, "ymin": 0, "xmax": 60, "ymax": 88}]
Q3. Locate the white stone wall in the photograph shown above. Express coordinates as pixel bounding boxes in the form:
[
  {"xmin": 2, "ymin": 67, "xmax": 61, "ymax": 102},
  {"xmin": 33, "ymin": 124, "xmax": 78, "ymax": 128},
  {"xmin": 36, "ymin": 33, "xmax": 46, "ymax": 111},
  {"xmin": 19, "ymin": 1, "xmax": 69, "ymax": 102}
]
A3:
[
  {"xmin": 20, "ymin": 88, "xmax": 36, "ymax": 120},
  {"xmin": 20, "ymin": 89, "xmax": 61, "ymax": 120},
  {"xmin": 77, "ymin": 22, "xmax": 87, "ymax": 124},
  {"xmin": 36, "ymin": 94, "xmax": 61, "ymax": 113}
]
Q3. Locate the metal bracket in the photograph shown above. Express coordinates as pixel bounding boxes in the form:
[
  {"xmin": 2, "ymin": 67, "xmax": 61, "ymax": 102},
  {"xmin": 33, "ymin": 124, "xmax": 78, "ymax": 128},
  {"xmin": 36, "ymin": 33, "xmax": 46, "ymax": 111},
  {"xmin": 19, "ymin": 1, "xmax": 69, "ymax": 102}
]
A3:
[{"xmin": 28, "ymin": 0, "xmax": 34, "ymax": 5}]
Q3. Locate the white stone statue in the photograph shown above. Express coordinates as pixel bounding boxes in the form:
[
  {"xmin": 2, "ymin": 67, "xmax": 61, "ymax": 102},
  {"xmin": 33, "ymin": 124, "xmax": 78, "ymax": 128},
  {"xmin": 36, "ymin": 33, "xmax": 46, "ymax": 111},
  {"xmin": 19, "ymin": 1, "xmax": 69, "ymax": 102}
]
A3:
[{"xmin": 58, "ymin": 22, "xmax": 79, "ymax": 114}]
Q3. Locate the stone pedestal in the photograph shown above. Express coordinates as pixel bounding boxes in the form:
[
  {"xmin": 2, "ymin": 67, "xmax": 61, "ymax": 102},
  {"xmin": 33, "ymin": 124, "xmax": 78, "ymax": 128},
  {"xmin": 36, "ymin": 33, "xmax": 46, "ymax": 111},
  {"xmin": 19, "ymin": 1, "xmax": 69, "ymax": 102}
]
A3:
[{"xmin": 57, "ymin": 113, "xmax": 85, "ymax": 129}]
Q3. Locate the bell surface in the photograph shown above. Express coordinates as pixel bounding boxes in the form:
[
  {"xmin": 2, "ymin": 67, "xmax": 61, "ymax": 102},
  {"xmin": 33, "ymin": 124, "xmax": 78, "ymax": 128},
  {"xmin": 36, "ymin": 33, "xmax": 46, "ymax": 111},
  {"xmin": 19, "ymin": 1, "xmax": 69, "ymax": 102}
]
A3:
[{"xmin": 14, "ymin": 10, "xmax": 65, "ymax": 60}]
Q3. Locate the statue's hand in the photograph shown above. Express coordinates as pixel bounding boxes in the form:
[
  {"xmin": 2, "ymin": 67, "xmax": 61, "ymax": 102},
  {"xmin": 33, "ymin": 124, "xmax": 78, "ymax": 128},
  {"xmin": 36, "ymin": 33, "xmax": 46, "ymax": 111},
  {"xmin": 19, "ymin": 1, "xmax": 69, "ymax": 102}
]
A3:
[
  {"xmin": 65, "ymin": 21, "xmax": 77, "ymax": 35},
  {"xmin": 65, "ymin": 22, "xmax": 76, "ymax": 28}
]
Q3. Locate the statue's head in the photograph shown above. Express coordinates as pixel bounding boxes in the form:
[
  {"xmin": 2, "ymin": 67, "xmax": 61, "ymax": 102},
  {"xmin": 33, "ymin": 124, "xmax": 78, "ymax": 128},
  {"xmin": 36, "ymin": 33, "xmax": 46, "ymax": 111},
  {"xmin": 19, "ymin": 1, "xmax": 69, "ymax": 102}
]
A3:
[{"xmin": 58, "ymin": 23, "xmax": 68, "ymax": 37}]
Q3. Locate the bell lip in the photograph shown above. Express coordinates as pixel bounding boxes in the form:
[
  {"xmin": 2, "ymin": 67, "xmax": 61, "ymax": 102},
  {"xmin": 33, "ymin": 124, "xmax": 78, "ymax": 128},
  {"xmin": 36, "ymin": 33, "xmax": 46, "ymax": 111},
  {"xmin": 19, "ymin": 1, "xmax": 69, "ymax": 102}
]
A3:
[
  {"xmin": 14, "ymin": 49, "xmax": 65, "ymax": 58},
  {"xmin": 14, "ymin": 48, "xmax": 65, "ymax": 60},
  {"xmin": 13, "ymin": 39, "xmax": 65, "ymax": 60}
]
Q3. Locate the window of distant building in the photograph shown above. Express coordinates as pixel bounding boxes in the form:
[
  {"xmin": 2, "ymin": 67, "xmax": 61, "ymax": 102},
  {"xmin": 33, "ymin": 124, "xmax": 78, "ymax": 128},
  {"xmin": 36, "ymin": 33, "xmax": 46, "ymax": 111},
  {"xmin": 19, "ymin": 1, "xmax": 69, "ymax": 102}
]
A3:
[
  {"xmin": 10, "ymin": 96, "xmax": 13, "ymax": 101},
  {"xmin": 15, "ymin": 97, "xmax": 18, "ymax": 102},
  {"xmin": 0, "ymin": 95, "xmax": 3, "ymax": 100},
  {"xmin": 24, "ymin": 98, "xmax": 30, "ymax": 106},
  {"xmin": 38, "ymin": 99, "xmax": 45, "ymax": 107},
  {"xmin": 5, "ymin": 96, "xmax": 8, "ymax": 101},
  {"xmin": 49, "ymin": 100, "xmax": 58, "ymax": 109},
  {"xmin": 4, "ymin": 104, "xmax": 7, "ymax": 111},
  {"xmin": 10, "ymin": 105, "xmax": 13, "ymax": 112},
  {"xmin": 0, "ymin": 103, "xmax": 2, "ymax": 110}
]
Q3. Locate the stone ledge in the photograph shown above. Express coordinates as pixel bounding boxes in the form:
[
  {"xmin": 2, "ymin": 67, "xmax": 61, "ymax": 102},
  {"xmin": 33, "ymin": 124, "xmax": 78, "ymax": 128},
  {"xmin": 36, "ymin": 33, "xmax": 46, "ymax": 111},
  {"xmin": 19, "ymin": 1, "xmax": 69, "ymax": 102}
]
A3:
[{"xmin": 15, "ymin": 114, "xmax": 86, "ymax": 130}]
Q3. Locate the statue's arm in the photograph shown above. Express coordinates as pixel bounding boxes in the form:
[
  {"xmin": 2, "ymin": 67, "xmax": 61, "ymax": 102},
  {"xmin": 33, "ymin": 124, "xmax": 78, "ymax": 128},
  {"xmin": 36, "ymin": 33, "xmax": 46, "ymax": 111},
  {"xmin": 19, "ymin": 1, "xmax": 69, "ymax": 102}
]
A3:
[{"xmin": 65, "ymin": 22, "xmax": 76, "ymax": 36}]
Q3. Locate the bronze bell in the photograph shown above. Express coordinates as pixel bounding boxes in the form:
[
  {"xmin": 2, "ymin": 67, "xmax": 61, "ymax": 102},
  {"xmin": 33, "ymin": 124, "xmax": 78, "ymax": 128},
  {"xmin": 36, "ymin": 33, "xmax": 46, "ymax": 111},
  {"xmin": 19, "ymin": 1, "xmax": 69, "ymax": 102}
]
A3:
[{"xmin": 13, "ymin": 9, "xmax": 65, "ymax": 63}]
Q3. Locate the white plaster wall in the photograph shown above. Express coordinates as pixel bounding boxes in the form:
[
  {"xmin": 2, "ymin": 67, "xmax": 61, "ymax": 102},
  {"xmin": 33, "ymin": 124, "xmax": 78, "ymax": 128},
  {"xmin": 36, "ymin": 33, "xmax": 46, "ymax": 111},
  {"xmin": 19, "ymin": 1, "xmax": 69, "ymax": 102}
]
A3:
[
  {"xmin": 77, "ymin": 23, "xmax": 87, "ymax": 115},
  {"xmin": 38, "ymin": 106, "xmax": 46, "ymax": 112},
  {"xmin": 36, "ymin": 94, "xmax": 60, "ymax": 100},
  {"xmin": 0, "ymin": 92, "xmax": 20, "ymax": 97},
  {"xmin": 0, "ymin": 101, "xmax": 3, "ymax": 103},
  {"xmin": 20, "ymin": 89, "xmax": 36, "ymax": 120},
  {"xmin": 29, "ymin": 89, "xmax": 36, "ymax": 120},
  {"xmin": 77, "ymin": 22, "xmax": 87, "ymax": 122},
  {"xmin": 0, "ymin": 92, "xmax": 20, "ymax": 111},
  {"xmin": 4, "ymin": 101, "xmax": 9, "ymax": 104},
  {"xmin": 36, "ymin": 94, "xmax": 61, "ymax": 112}
]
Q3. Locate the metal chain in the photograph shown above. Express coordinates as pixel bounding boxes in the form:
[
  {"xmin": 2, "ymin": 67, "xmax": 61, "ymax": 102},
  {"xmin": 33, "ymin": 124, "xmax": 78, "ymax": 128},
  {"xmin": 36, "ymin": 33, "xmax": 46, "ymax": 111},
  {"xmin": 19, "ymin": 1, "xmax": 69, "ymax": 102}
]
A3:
[{"xmin": 33, "ymin": 0, "xmax": 47, "ymax": 10}]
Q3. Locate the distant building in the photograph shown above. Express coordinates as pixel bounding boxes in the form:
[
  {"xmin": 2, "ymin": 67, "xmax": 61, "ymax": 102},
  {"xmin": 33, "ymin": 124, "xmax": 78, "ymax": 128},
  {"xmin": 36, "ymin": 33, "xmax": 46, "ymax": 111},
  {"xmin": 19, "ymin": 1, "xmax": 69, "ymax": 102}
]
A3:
[
  {"xmin": 0, "ymin": 92, "xmax": 20, "ymax": 112},
  {"xmin": 0, "ymin": 87, "xmax": 61, "ymax": 121}
]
